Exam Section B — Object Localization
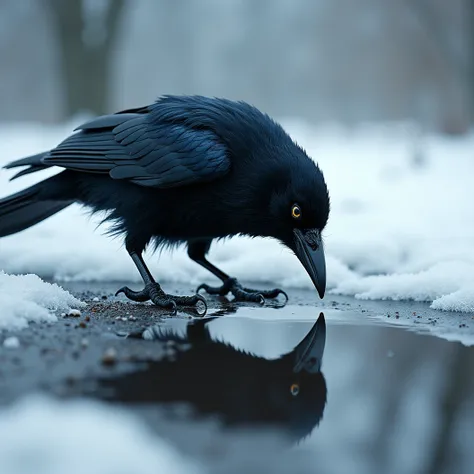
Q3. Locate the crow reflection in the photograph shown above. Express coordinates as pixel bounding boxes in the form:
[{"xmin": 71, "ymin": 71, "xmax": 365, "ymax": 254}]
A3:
[{"xmin": 101, "ymin": 314, "xmax": 327, "ymax": 441}]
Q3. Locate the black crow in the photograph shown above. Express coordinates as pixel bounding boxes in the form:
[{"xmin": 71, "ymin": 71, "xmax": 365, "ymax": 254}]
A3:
[
  {"xmin": 0, "ymin": 96, "xmax": 329, "ymax": 313},
  {"xmin": 96, "ymin": 313, "xmax": 327, "ymax": 442}
]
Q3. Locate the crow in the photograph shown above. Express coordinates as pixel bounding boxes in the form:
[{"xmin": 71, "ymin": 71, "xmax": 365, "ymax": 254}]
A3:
[
  {"xmin": 96, "ymin": 313, "xmax": 327, "ymax": 442},
  {"xmin": 0, "ymin": 95, "xmax": 329, "ymax": 313}
]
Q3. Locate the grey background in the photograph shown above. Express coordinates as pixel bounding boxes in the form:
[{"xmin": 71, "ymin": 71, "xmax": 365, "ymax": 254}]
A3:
[{"xmin": 0, "ymin": 0, "xmax": 470, "ymax": 133}]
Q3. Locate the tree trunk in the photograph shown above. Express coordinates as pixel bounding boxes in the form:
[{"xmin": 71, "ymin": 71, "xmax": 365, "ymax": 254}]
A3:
[
  {"xmin": 47, "ymin": 0, "xmax": 125, "ymax": 118},
  {"xmin": 469, "ymin": 0, "xmax": 474, "ymax": 126}
]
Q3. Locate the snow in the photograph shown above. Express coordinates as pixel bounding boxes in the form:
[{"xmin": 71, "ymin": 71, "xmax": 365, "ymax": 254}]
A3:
[
  {"xmin": 0, "ymin": 119, "xmax": 474, "ymax": 313},
  {"xmin": 3, "ymin": 336, "xmax": 20, "ymax": 348},
  {"xmin": 0, "ymin": 395, "xmax": 198, "ymax": 474},
  {"xmin": 0, "ymin": 271, "xmax": 84, "ymax": 331}
]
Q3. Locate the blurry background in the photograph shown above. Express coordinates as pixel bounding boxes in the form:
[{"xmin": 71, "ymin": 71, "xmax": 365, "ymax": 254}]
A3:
[
  {"xmin": 0, "ymin": 2, "xmax": 473, "ymax": 474},
  {"xmin": 0, "ymin": 0, "xmax": 471, "ymax": 134}
]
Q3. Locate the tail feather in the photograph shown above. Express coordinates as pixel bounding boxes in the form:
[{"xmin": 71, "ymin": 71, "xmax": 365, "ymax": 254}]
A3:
[
  {"xmin": 0, "ymin": 177, "xmax": 73, "ymax": 238},
  {"xmin": 4, "ymin": 152, "xmax": 51, "ymax": 181}
]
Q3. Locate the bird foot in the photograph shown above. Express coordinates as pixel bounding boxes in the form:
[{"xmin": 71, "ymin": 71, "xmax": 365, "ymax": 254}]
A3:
[
  {"xmin": 196, "ymin": 277, "xmax": 288, "ymax": 304},
  {"xmin": 115, "ymin": 282, "xmax": 207, "ymax": 315}
]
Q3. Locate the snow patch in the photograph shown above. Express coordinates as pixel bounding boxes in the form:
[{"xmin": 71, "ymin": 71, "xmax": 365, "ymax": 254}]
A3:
[
  {"xmin": 331, "ymin": 262, "xmax": 474, "ymax": 304},
  {"xmin": 0, "ymin": 272, "xmax": 84, "ymax": 331},
  {"xmin": 3, "ymin": 336, "xmax": 20, "ymax": 348},
  {"xmin": 430, "ymin": 287, "xmax": 474, "ymax": 313},
  {"xmin": 0, "ymin": 395, "xmax": 198, "ymax": 474}
]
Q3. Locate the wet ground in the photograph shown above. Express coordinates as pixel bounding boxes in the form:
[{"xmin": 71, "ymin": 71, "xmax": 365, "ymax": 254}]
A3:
[{"xmin": 1, "ymin": 282, "xmax": 473, "ymax": 474}]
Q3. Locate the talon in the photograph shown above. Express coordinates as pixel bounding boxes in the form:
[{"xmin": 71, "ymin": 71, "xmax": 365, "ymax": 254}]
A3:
[
  {"xmin": 196, "ymin": 282, "xmax": 227, "ymax": 296},
  {"xmin": 197, "ymin": 278, "xmax": 288, "ymax": 306},
  {"xmin": 115, "ymin": 287, "xmax": 126, "ymax": 297},
  {"xmin": 243, "ymin": 286, "xmax": 289, "ymax": 303},
  {"xmin": 116, "ymin": 281, "xmax": 205, "ymax": 314},
  {"xmin": 196, "ymin": 294, "xmax": 207, "ymax": 306},
  {"xmin": 167, "ymin": 300, "xmax": 178, "ymax": 315},
  {"xmin": 114, "ymin": 285, "xmax": 150, "ymax": 302},
  {"xmin": 194, "ymin": 295, "xmax": 208, "ymax": 316},
  {"xmin": 277, "ymin": 289, "xmax": 289, "ymax": 303}
]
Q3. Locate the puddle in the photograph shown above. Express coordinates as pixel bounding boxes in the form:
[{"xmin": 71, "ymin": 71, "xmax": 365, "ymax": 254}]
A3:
[
  {"xmin": 88, "ymin": 309, "xmax": 473, "ymax": 474},
  {"xmin": 2, "ymin": 283, "xmax": 472, "ymax": 473}
]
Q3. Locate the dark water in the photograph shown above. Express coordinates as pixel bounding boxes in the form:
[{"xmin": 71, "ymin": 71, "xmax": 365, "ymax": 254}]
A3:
[{"xmin": 88, "ymin": 305, "xmax": 474, "ymax": 474}]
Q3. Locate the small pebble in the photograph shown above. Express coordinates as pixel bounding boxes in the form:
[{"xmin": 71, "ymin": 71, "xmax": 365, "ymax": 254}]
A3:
[
  {"xmin": 102, "ymin": 347, "xmax": 117, "ymax": 366},
  {"xmin": 80, "ymin": 338, "xmax": 89, "ymax": 348},
  {"xmin": 121, "ymin": 317, "xmax": 128, "ymax": 322},
  {"xmin": 101, "ymin": 295, "xmax": 108, "ymax": 300},
  {"xmin": 61, "ymin": 313, "xmax": 66, "ymax": 317},
  {"xmin": 92, "ymin": 297, "xmax": 100, "ymax": 302},
  {"xmin": 68, "ymin": 309, "xmax": 81, "ymax": 317},
  {"xmin": 84, "ymin": 316, "xmax": 91, "ymax": 322},
  {"xmin": 77, "ymin": 321, "xmax": 87, "ymax": 329},
  {"xmin": 3, "ymin": 337, "xmax": 20, "ymax": 349}
]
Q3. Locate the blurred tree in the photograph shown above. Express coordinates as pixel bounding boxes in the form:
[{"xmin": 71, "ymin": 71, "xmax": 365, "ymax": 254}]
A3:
[
  {"xmin": 403, "ymin": 0, "xmax": 471, "ymax": 134},
  {"xmin": 46, "ymin": 0, "xmax": 125, "ymax": 118}
]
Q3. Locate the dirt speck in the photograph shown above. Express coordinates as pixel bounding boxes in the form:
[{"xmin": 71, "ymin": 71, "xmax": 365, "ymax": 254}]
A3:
[{"xmin": 102, "ymin": 347, "xmax": 118, "ymax": 366}]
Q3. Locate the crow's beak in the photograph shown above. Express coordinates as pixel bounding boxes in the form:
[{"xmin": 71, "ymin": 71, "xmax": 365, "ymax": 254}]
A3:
[
  {"xmin": 294, "ymin": 228, "xmax": 326, "ymax": 298},
  {"xmin": 293, "ymin": 313, "xmax": 326, "ymax": 373}
]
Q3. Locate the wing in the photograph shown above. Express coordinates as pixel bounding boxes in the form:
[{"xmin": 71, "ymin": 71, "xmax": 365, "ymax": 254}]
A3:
[{"xmin": 41, "ymin": 111, "xmax": 230, "ymax": 189}]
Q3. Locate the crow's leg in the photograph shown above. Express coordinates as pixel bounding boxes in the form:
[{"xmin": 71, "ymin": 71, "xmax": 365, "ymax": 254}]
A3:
[
  {"xmin": 188, "ymin": 239, "xmax": 288, "ymax": 304},
  {"xmin": 115, "ymin": 244, "xmax": 207, "ymax": 315}
]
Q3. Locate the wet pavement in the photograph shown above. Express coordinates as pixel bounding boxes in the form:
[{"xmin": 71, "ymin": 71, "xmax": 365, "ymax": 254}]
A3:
[{"xmin": 0, "ymin": 282, "xmax": 473, "ymax": 474}]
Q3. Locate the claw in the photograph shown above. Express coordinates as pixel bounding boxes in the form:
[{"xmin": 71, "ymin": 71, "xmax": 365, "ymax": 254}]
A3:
[
  {"xmin": 197, "ymin": 278, "xmax": 287, "ymax": 306},
  {"xmin": 115, "ymin": 286, "xmax": 150, "ymax": 302},
  {"xmin": 194, "ymin": 294, "xmax": 208, "ymax": 316},
  {"xmin": 115, "ymin": 283, "xmax": 204, "ymax": 315},
  {"xmin": 196, "ymin": 283, "xmax": 226, "ymax": 296},
  {"xmin": 167, "ymin": 300, "xmax": 178, "ymax": 315},
  {"xmin": 196, "ymin": 283, "xmax": 209, "ymax": 294},
  {"xmin": 278, "ymin": 289, "xmax": 289, "ymax": 303}
]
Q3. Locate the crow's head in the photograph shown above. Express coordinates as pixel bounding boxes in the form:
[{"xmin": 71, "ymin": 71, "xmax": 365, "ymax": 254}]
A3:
[{"xmin": 264, "ymin": 145, "xmax": 329, "ymax": 299}]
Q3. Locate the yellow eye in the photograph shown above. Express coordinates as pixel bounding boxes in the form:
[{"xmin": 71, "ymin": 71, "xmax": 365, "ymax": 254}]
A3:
[
  {"xmin": 290, "ymin": 383, "xmax": 300, "ymax": 396},
  {"xmin": 291, "ymin": 204, "xmax": 302, "ymax": 220}
]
